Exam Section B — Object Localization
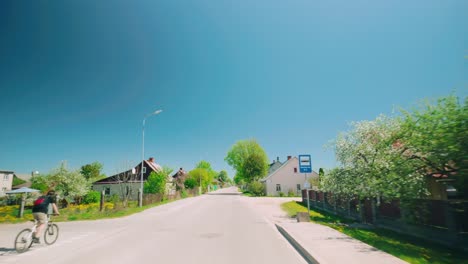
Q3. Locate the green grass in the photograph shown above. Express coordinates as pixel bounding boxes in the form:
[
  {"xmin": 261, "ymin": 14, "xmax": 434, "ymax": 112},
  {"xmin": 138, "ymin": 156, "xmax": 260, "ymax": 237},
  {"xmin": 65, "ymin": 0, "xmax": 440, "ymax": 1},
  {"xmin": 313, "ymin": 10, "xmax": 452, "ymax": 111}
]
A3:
[
  {"xmin": 242, "ymin": 190, "xmax": 253, "ymax": 197},
  {"xmin": 281, "ymin": 201, "xmax": 468, "ymax": 264},
  {"xmin": 0, "ymin": 199, "xmax": 177, "ymax": 224}
]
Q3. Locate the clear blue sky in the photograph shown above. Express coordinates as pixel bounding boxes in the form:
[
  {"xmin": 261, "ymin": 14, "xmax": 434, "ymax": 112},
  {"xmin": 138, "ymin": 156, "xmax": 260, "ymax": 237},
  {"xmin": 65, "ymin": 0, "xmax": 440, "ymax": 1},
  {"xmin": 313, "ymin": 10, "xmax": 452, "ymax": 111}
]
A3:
[{"xmin": 1, "ymin": 1, "xmax": 466, "ymax": 177}]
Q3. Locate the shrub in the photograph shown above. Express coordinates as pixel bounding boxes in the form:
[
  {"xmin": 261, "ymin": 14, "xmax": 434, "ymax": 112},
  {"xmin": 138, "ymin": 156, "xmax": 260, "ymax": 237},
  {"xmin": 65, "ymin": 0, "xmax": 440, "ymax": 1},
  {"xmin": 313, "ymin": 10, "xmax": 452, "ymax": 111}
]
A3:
[
  {"xmin": 278, "ymin": 192, "xmax": 285, "ymax": 197},
  {"xmin": 248, "ymin": 181, "xmax": 265, "ymax": 196},
  {"xmin": 83, "ymin": 191, "xmax": 101, "ymax": 204},
  {"xmin": 144, "ymin": 171, "xmax": 168, "ymax": 195},
  {"xmin": 184, "ymin": 178, "xmax": 197, "ymax": 189},
  {"xmin": 287, "ymin": 189, "xmax": 296, "ymax": 197},
  {"xmin": 108, "ymin": 194, "xmax": 120, "ymax": 204}
]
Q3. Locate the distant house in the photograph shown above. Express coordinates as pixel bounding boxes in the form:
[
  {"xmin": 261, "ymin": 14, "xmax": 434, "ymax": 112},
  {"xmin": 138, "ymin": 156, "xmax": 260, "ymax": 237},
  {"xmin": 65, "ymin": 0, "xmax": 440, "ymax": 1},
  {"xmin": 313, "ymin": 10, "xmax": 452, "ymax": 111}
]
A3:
[
  {"xmin": 12, "ymin": 173, "xmax": 33, "ymax": 189},
  {"xmin": 172, "ymin": 168, "xmax": 187, "ymax": 191},
  {"xmin": 261, "ymin": 156, "xmax": 319, "ymax": 196},
  {"xmin": 268, "ymin": 157, "xmax": 283, "ymax": 174},
  {"xmin": 92, "ymin": 157, "xmax": 164, "ymax": 200},
  {"xmin": 0, "ymin": 170, "xmax": 14, "ymax": 197}
]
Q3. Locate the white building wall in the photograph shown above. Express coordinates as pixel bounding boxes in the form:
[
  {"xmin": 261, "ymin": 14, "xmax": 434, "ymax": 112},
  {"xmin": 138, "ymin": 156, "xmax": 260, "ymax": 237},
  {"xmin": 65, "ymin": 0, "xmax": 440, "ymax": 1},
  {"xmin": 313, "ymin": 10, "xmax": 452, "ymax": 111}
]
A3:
[
  {"xmin": 264, "ymin": 157, "xmax": 318, "ymax": 196},
  {"xmin": 0, "ymin": 172, "xmax": 14, "ymax": 197}
]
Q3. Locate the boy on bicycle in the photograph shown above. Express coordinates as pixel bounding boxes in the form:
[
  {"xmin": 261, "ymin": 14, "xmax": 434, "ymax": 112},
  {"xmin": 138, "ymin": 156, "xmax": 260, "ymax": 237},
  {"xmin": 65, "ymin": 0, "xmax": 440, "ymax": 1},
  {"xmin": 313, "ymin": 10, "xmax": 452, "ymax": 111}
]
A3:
[{"xmin": 32, "ymin": 190, "xmax": 60, "ymax": 243}]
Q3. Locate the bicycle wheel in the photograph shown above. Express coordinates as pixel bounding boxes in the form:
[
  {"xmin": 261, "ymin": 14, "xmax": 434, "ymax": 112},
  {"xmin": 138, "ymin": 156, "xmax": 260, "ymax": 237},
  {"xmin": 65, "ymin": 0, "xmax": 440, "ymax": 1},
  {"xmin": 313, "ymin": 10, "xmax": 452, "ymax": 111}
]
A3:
[
  {"xmin": 44, "ymin": 223, "xmax": 59, "ymax": 245},
  {"xmin": 14, "ymin": 228, "xmax": 33, "ymax": 253}
]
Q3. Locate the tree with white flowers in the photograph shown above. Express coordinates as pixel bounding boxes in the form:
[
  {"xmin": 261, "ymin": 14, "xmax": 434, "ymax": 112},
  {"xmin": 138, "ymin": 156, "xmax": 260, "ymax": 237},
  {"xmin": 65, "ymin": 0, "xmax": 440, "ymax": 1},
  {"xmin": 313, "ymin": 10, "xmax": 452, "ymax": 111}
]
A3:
[{"xmin": 326, "ymin": 115, "xmax": 427, "ymax": 200}]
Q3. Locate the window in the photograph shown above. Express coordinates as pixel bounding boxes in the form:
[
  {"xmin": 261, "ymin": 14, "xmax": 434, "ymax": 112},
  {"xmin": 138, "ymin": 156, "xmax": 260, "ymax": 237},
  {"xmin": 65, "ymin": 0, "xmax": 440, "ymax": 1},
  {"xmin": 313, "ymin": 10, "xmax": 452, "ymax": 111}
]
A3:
[
  {"xmin": 105, "ymin": 187, "xmax": 110, "ymax": 195},
  {"xmin": 276, "ymin": 184, "xmax": 281, "ymax": 192},
  {"xmin": 297, "ymin": 184, "xmax": 301, "ymax": 191},
  {"xmin": 294, "ymin": 167, "xmax": 297, "ymax": 173},
  {"xmin": 3, "ymin": 174, "xmax": 9, "ymax": 181},
  {"xmin": 2, "ymin": 187, "xmax": 6, "ymax": 192}
]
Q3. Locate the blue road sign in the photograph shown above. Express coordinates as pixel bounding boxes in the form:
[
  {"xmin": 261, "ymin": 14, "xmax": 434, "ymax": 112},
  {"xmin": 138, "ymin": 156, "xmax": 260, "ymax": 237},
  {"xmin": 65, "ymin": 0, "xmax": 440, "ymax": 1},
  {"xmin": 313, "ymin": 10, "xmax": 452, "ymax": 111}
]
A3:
[{"xmin": 299, "ymin": 155, "xmax": 312, "ymax": 173}]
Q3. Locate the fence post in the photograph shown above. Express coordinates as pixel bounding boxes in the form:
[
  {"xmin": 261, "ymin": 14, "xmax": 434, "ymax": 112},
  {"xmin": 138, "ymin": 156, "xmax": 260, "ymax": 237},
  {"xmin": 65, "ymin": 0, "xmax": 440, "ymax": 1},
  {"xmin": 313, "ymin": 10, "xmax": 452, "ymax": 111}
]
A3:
[
  {"xmin": 371, "ymin": 198, "xmax": 377, "ymax": 223},
  {"xmin": 100, "ymin": 190, "xmax": 105, "ymax": 212}
]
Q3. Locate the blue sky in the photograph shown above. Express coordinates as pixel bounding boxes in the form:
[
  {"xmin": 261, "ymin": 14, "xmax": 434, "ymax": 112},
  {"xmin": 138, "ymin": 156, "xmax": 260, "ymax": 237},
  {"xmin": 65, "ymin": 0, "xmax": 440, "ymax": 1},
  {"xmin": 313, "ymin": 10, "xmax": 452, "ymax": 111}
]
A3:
[{"xmin": 1, "ymin": 1, "xmax": 466, "ymax": 177}]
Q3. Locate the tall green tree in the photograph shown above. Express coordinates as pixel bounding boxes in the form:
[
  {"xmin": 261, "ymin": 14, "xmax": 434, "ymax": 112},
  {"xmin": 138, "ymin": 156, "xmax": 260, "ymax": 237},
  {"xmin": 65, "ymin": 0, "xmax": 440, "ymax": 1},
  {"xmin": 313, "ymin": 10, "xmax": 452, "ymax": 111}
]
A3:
[
  {"xmin": 399, "ymin": 95, "xmax": 468, "ymax": 197},
  {"xmin": 217, "ymin": 170, "xmax": 229, "ymax": 186},
  {"xmin": 195, "ymin": 160, "xmax": 217, "ymax": 180},
  {"xmin": 243, "ymin": 152, "xmax": 269, "ymax": 182},
  {"xmin": 80, "ymin": 162, "xmax": 106, "ymax": 182},
  {"xmin": 225, "ymin": 139, "xmax": 269, "ymax": 183},
  {"xmin": 188, "ymin": 168, "xmax": 211, "ymax": 190}
]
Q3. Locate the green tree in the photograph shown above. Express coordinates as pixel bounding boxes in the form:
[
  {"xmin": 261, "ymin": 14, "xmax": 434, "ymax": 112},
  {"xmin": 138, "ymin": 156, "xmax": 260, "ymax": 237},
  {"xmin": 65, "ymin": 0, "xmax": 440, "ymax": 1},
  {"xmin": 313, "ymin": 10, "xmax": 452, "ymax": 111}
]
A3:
[
  {"xmin": 225, "ymin": 139, "xmax": 269, "ymax": 183},
  {"xmin": 243, "ymin": 152, "xmax": 268, "ymax": 182},
  {"xmin": 144, "ymin": 170, "xmax": 169, "ymax": 196},
  {"xmin": 399, "ymin": 95, "xmax": 467, "ymax": 197},
  {"xmin": 184, "ymin": 177, "xmax": 197, "ymax": 189},
  {"xmin": 188, "ymin": 168, "xmax": 210, "ymax": 191},
  {"xmin": 80, "ymin": 162, "xmax": 106, "ymax": 182},
  {"xmin": 12, "ymin": 175, "xmax": 26, "ymax": 187},
  {"xmin": 195, "ymin": 160, "xmax": 217, "ymax": 181},
  {"xmin": 30, "ymin": 174, "xmax": 49, "ymax": 193},
  {"xmin": 217, "ymin": 170, "xmax": 229, "ymax": 186}
]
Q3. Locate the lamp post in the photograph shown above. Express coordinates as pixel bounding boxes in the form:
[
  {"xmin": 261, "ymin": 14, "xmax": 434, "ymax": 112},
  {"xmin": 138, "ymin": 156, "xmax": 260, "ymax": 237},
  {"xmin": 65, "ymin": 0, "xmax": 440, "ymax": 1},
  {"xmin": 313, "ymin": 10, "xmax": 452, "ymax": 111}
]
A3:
[{"xmin": 139, "ymin": 109, "xmax": 162, "ymax": 207}]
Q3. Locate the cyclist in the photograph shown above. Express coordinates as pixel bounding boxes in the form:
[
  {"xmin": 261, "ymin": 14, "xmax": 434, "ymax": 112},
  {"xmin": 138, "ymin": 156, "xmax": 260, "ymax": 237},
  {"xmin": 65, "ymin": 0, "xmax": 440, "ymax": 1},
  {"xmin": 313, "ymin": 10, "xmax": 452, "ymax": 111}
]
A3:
[{"xmin": 32, "ymin": 190, "xmax": 60, "ymax": 243}]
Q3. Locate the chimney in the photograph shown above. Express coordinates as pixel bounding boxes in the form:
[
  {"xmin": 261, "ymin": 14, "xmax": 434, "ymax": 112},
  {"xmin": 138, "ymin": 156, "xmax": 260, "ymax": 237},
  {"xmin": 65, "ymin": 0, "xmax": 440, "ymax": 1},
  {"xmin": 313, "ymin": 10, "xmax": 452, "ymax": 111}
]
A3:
[
  {"xmin": 287, "ymin": 155, "xmax": 292, "ymax": 160},
  {"xmin": 277, "ymin": 156, "xmax": 280, "ymax": 162},
  {"xmin": 148, "ymin": 157, "xmax": 154, "ymax": 163}
]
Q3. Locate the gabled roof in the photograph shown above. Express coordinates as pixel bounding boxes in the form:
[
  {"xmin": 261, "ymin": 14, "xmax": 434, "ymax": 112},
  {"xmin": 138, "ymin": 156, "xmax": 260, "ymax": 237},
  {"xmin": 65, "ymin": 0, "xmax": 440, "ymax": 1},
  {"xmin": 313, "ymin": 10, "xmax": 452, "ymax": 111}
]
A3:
[
  {"xmin": 93, "ymin": 160, "xmax": 161, "ymax": 184},
  {"xmin": 261, "ymin": 156, "xmax": 319, "ymax": 182}
]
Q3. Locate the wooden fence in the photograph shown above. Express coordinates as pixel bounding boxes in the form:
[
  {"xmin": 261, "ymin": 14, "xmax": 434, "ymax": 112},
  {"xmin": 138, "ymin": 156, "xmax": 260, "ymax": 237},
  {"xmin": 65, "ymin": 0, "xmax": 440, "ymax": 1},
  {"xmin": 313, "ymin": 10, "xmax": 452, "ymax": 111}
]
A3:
[{"xmin": 302, "ymin": 189, "xmax": 468, "ymax": 251}]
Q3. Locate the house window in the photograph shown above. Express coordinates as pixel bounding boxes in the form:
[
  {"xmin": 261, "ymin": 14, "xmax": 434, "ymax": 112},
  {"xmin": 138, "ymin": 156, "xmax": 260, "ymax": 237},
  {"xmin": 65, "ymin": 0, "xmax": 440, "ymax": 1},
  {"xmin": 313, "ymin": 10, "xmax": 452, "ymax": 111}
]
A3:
[
  {"xmin": 2, "ymin": 187, "xmax": 6, "ymax": 192},
  {"xmin": 294, "ymin": 167, "xmax": 297, "ymax": 173},
  {"xmin": 105, "ymin": 187, "xmax": 110, "ymax": 195},
  {"xmin": 297, "ymin": 184, "xmax": 301, "ymax": 191},
  {"xmin": 3, "ymin": 174, "xmax": 9, "ymax": 181},
  {"xmin": 276, "ymin": 184, "xmax": 281, "ymax": 192}
]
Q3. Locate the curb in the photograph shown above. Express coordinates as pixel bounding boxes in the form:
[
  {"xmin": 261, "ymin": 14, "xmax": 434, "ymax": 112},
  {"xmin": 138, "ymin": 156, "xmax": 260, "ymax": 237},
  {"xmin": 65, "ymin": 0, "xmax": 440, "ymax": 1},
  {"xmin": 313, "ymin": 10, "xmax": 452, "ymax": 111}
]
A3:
[{"xmin": 275, "ymin": 224, "xmax": 320, "ymax": 264}]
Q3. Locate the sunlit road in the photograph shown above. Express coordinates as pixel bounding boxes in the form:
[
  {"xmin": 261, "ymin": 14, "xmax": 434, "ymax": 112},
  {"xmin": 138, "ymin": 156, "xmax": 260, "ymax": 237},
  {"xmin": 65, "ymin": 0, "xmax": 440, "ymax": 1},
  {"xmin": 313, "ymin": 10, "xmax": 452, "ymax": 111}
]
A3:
[{"xmin": 0, "ymin": 187, "xmax": 305, "ymax": 264}]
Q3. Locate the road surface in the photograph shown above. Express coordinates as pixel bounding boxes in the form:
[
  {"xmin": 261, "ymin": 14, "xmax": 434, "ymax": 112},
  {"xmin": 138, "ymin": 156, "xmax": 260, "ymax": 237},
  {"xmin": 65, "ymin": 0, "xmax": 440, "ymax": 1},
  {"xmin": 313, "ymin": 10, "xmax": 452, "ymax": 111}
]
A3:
[{"xmin": 0, "ymin": 187, "xmax": 305, "ymax": 264}]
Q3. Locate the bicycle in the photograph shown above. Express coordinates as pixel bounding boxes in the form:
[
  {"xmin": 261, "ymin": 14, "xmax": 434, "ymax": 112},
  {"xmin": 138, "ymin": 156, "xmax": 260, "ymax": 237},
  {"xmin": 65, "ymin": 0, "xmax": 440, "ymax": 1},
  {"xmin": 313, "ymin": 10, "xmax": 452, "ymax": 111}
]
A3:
[{"xmin": 14, "ymin": 214, "xmax": 59, "ymax": 253}]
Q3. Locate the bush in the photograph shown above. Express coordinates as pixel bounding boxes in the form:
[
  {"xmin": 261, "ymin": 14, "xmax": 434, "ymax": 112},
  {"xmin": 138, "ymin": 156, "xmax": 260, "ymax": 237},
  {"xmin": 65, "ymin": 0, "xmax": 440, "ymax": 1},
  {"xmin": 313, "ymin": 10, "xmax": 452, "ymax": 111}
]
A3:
[
  {"xmin": 248, "ymin": 181, "xmax": 265, "ymax": 196},
  {"xmin": 108, "ymin": 194, "xmax": 120, "ymax": 204},
  {"xmin": 278, "ymin": 192, "xmax": 285, "ymax": 197},
  {"xmin": 287, "ymin": 189, "xmax": 296, "ymax": 197},
  {"xmin": 144, "ymin": 171, "xmax": 167, "ymax": 195},
  {"xmin": 184, "ymin": 178, "xmax": 197, "ymax": 189},
  {"xmin": 83, "ymin": 191, "xmax": 101, "ymax": 204}
]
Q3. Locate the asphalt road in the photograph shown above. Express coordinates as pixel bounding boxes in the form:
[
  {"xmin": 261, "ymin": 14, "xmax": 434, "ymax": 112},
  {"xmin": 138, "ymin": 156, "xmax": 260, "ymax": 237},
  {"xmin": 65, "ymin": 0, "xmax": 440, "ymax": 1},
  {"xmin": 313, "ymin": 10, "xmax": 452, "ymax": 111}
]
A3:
[{"xmin": 0, "ymin": 187, "xmax": 305, "ymax": 264}]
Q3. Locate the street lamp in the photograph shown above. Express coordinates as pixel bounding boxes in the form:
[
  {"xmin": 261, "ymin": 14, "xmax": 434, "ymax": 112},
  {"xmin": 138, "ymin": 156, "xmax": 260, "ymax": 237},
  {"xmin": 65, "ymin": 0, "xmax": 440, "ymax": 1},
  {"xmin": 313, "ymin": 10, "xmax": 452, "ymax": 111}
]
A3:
[{"xmin": 139, "ymin": 109, "xmax": 162, "ymax": 207}]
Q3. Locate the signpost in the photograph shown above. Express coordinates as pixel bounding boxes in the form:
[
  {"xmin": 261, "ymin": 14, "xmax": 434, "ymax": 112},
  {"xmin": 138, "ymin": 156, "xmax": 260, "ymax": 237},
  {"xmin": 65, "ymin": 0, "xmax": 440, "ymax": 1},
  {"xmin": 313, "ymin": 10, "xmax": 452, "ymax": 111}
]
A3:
[{"xmin": 299, "ymin": 155, "xmax": 312, "ymax": 215}]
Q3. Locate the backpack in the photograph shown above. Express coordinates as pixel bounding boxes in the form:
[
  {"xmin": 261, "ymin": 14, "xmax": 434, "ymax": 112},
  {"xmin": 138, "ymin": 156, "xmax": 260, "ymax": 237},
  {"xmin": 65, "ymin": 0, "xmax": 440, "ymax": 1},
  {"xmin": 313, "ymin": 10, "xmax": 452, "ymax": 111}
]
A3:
[{"xmin": 34, "ymin": 196, "xmax": 46, "ymax": 206}]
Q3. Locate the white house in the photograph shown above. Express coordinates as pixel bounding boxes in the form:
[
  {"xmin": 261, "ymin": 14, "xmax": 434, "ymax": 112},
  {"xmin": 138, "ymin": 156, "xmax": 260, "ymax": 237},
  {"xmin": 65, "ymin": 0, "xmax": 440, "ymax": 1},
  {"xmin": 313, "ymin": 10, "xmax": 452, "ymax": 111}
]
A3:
[
  {"xmin": 261, "ymin": 156, "xmax": 319, "ymax": 196},
  {"xmin": 0, "ymin": 170, "xmax": 14, "ymax": 197}
]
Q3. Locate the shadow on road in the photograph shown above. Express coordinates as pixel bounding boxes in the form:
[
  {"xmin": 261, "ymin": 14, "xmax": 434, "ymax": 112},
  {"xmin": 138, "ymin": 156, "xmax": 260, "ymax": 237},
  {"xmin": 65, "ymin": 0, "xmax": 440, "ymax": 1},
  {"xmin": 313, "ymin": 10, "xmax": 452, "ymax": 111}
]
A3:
[
  {"xmin": 0, "ymin": 247, "xmax": 16, "ymax": 256},
  {"xmin": 206, "ymin": 192, "xmax": 241, "ymax": 196}
]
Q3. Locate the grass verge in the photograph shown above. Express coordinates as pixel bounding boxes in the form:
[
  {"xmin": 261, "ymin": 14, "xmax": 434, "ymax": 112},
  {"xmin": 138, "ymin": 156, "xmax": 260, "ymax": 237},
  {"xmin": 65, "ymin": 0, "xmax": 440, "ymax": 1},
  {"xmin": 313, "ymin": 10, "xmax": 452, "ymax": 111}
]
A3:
[
  {"xmin": 1, "ymin": 199, "xmax": 178, "ymax": 224},
  {"xmin": 281, "ymin": 201, "xmax": 468, "ymax": 264}
]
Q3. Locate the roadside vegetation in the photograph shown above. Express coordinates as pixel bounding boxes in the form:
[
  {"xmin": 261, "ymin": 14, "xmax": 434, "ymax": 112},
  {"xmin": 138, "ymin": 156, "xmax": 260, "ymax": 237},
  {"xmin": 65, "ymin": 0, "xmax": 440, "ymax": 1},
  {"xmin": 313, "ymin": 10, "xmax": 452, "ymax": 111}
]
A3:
[
  {"xmin": 1, "ymin": 159, "xmax": 233, "ymax": 224},
  {"xmin": 281, "ymin": 201, "xmax": 468, "ymax": 264},
  {"xmin": 0, "ymin": 200, "xmax": 179, "ymax": 223}
]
